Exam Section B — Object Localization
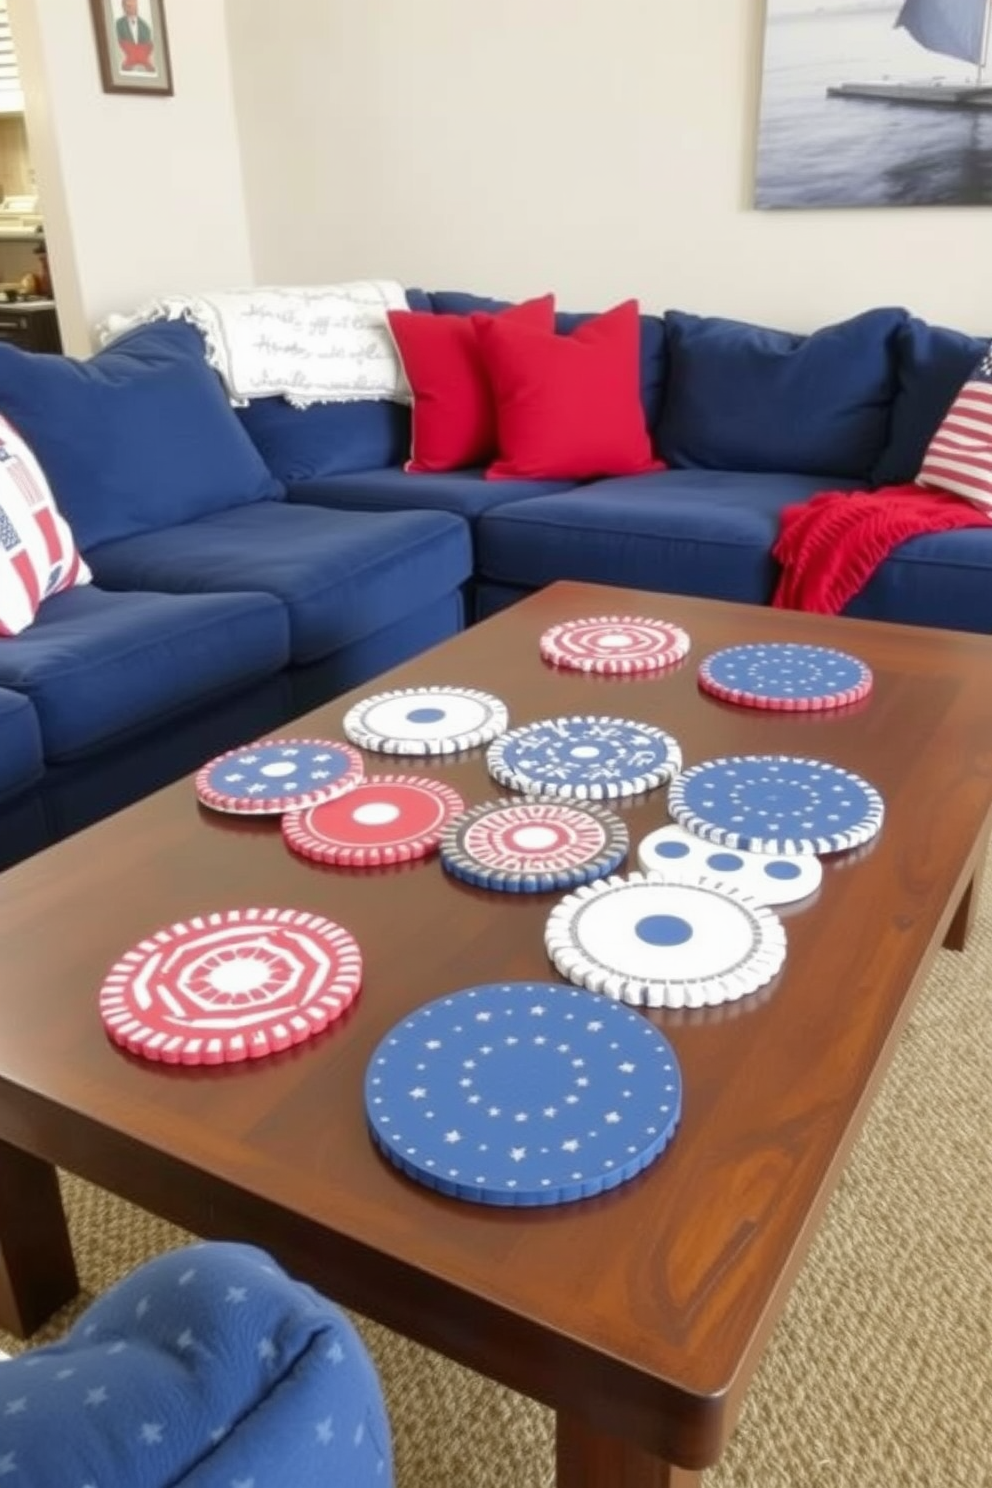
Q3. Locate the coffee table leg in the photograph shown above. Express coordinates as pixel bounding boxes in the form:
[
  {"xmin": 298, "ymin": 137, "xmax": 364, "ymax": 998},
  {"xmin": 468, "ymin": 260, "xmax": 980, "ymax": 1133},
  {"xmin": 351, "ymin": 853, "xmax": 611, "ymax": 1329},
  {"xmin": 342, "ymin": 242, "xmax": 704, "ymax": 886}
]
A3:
[
  {"xmin": 0, "ymin": 1142, "xmax": 78, "ymax": 1338},
  {"xmin": 556, "ymin": 1413, "xmax": 701, "ymax": 1487},
  {"xmin": 944, "ymin": 834, "xmax": 989, "ymax": 953}
]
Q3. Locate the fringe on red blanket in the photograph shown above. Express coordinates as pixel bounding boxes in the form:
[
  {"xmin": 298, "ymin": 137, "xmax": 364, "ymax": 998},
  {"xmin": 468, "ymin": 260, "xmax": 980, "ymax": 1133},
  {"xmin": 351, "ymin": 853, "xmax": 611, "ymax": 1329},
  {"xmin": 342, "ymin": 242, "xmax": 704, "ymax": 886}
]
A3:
[{"xmin": 771, "ymin": 484, "xmax": 992, "ymax": 615}]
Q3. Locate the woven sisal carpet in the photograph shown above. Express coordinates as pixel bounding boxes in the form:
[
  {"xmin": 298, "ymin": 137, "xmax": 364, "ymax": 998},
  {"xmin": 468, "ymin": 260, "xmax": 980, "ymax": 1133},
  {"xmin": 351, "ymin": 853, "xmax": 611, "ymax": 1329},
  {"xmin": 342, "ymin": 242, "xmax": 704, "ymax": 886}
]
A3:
[{"xmin": 3, "ymin": 868, "xmax": 991, "ymax": 1488}]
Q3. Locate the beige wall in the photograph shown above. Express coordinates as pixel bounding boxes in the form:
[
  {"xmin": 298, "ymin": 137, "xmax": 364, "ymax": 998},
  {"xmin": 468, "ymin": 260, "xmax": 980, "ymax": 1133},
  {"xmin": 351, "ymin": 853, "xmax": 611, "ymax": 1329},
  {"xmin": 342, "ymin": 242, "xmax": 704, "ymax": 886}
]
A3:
[
  {"xmin": 230, "ymin": 0, "xmax": 992, "ymax": 334},
  {"xmin": 9, "ymin": 0, "xmax": 253, "ymax": 353},
  {"xmin": 11, "ymin": 0, "xmax": 992, "ymax": 348}
]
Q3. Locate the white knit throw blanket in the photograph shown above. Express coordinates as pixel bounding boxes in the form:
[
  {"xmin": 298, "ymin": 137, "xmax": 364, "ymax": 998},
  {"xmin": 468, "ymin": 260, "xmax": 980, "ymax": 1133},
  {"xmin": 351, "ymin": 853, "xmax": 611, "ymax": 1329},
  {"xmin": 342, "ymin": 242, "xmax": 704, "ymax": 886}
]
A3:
[{"xmin": 98, "ymin": 280, "xmax": 412, "ymax": 407}]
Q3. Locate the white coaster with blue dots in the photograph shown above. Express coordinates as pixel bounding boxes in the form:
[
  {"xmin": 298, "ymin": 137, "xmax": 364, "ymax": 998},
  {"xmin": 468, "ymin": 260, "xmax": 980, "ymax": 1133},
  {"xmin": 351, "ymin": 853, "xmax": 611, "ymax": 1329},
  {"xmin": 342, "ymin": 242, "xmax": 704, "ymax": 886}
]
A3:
[
  {"xmin": 637, "ymin": 824, "xmax": 822, "ymax": 907},
  {"xmin": 343, "ymin": 686, "xmax": 509, "ymax": 756}
]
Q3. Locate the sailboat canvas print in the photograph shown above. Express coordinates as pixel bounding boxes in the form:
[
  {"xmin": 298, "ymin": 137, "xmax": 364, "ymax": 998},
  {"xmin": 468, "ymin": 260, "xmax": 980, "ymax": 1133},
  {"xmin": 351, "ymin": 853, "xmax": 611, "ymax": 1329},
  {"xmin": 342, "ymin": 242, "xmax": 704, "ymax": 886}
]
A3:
[{"xmin": 755, "ymin": 0, "xmax": 992, "ymax": 208}]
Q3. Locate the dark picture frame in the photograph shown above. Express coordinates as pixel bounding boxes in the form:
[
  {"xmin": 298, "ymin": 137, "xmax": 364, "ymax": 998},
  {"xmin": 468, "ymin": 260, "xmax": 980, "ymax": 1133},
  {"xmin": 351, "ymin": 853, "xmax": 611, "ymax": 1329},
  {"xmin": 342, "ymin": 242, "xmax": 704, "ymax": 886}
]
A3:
[{"xmin": 90, "ymin": 0, "xmax": 173, "ymax": 97}]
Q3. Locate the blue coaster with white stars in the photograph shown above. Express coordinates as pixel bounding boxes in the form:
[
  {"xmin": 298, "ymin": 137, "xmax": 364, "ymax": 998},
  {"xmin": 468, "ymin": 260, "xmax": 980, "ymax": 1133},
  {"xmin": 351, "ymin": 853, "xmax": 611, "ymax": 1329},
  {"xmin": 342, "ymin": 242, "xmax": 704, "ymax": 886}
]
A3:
[
  {"xmin": 195, "ymin": 738, "xmax": 365, "ymax": 816},
  {"xmin": 487, "ymin": 716, "xmax": 682, "ymax": 801},
  {"xmin": 365, "ymin": 981, "xmax": 682, "ymax": 1207},
  {"xmin": 668, "ymin": 754, "xmax": 884, "ymax": 856},
  {"xmin": 698, "ymin": 643, "xmax": 873, "ymax": 712}
]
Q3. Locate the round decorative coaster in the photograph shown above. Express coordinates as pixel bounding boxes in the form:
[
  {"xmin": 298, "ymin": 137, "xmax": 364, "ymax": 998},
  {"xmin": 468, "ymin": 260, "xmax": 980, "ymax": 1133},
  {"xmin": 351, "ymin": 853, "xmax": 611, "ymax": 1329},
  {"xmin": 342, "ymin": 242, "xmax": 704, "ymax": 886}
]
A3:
[
  {"xmin": 282, "ymin": 774, "xmax": 466, "ymax": 867},
  {"xmin": 637, "ymin": 824, "xmax": 822, "ymax": 907},
  {"xmin": 487, "ymin": 716, "xmax": 682, "ymax": 801},
  {"xmin": 365, "ymin": 981, "xmax": 682, "ymax": 1206},
  {"xmin": 99, "ymin": 907, "xmax": 362, "ymax": 1065},
  {"xmin": 342, "ymin": 686, "xmax": 509, "ymax": 756},
  {"xmin": 195, "ymin": 739, "xmax": 365, "ymax": 816},
  {"xmin": 440, "ymin": 799, "xmax": 629, "ymax": 894},
  {"xmin": 698, "ymin": 642, "xmax": 873, "ymax": 712},
  {"xmin": 667, "ymin": 754, "xmax": 884, "ymax": 856},
  {"xmin": 539, "ymin": 615, "xmax": 691, "ymax": 676},
  {"xmin": 545, "ymin": 873, "xmax": 787, "ymax": 1009}
]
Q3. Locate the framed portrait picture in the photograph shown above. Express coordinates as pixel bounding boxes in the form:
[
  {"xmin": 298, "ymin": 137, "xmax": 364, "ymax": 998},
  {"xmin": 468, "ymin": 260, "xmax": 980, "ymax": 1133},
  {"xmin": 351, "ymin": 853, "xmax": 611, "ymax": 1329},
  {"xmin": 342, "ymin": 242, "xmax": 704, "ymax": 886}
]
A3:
[{"xmin": 90, "ymin": 0, "xmax": 173, "ymax": 97}]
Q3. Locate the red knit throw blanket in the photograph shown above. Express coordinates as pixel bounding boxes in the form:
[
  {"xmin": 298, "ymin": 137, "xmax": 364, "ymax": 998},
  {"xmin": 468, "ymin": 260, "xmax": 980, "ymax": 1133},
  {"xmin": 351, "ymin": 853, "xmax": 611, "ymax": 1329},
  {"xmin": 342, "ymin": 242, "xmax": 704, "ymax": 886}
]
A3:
[{"xmin": 772, "ymin": 484, "xmax": 992, "ymax": 615}]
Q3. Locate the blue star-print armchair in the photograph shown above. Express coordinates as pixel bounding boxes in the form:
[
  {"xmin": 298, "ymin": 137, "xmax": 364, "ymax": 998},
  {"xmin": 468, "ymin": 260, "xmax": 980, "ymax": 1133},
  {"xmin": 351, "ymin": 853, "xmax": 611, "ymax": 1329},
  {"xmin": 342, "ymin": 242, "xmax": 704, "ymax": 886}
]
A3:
[{"xmin": 0, "ymin": 1241, "xmax": 393, "ymax": 1486}]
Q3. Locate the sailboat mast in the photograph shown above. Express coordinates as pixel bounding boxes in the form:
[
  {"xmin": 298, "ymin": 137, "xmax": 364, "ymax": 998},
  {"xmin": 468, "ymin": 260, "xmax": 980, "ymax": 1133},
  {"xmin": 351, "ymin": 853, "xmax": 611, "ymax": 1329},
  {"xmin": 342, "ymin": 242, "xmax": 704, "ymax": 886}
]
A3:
[{"xmin": 980, "ymin": 0, "xmax": 992, "ymax": 86}]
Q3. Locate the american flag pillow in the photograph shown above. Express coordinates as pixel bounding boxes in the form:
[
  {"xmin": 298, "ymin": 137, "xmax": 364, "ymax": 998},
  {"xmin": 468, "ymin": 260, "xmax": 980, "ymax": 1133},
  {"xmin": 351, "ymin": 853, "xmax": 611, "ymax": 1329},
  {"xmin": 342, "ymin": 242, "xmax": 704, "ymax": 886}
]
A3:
[
  {"xmin": 916, "ymin": 344, "xmax": 992, "ymax": 510},
  {"xmin": 0, "ymin": 413, "xmax": 91, "ymax": 636}
]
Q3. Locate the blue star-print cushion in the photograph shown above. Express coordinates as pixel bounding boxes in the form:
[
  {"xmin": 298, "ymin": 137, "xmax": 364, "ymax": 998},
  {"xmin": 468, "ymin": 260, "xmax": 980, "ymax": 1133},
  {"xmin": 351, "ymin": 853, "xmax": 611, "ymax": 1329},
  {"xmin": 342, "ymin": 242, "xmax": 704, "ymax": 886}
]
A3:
[{"xmin": 0, "ymin": 1242, "xmax": 392, "ymax": 1486}]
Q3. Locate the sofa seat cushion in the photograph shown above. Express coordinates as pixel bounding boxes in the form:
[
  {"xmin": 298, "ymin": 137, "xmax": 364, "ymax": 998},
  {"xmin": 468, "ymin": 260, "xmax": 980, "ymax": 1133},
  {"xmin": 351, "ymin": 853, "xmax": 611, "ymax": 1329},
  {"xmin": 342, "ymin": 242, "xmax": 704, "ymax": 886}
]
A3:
[
  {"xmin": 476, "ymin": 470, "xmax": 857, "ymax": 604},
  {"xmin": 0, "ymin": 585, "xmax": 289, "ymax": 762},
  {"xmin": 0, "ymin": 1241, "xmax": 392, "ymax": 1488},
  {"xmin": 0, "ymin": 686, "xmax": 43, "ymax": 802},
  {"xmin": 0, "ymin": 320, "xmax": 284, "ymax": 552},
  {"xmin": 845, "ymin": 525, "xmax": 992, "ymax": 632},
  {"xmin": 87, "ymin": 500, "xmax": 473, "ymax": 665},
  {"xmin": 658, "ymin": 308, "xmax": 906, "ymax": 480},
  {"xmin": 287, "ymin": 466, "xmax": 577, "ymax": 522}
]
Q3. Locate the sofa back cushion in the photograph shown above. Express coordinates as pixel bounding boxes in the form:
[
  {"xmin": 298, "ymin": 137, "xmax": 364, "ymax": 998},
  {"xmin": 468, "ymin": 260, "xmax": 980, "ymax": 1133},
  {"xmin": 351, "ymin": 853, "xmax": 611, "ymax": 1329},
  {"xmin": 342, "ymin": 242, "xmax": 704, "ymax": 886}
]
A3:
[
  {"xmin": 657, "ymin": 307, "xmax": 907, "ymax": 479},
  {"xmin": 872, "ymin": 318, "xmax": 990, "ymax": 486},
  {"xmin": 0, "ymin": 320, "xmax": 284, "ymax": 552},
  {"xmin": 237, "ymin": 396, "xmax": 412, "ymax": 482}
]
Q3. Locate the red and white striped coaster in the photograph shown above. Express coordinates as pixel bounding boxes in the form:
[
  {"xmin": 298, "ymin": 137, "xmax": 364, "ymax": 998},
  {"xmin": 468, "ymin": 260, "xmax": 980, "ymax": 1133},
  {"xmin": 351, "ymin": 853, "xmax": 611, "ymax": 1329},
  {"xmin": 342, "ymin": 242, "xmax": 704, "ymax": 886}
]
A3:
[
  {"xmin": 283, "ymin": 775, "xmax": 466, "ymax": 867},
  {"xmin": 539, "ymin": 615, "xmax": 690, "ymax": 676},
  {"xmin": 99, "ymin": 907, "xmax": 362, "ymax": 1065}
]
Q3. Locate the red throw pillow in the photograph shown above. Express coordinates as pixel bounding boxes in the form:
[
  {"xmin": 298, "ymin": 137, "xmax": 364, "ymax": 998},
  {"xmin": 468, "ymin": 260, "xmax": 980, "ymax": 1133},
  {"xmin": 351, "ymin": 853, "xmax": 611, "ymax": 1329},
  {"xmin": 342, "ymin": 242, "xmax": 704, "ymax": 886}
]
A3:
[
  {"xmin": 387, "ymin": 295, "xmax": 555, "ymax": 473},
  {"xmin": 474, "ymin": 299, "xmax": 664, "ymax": 481}
]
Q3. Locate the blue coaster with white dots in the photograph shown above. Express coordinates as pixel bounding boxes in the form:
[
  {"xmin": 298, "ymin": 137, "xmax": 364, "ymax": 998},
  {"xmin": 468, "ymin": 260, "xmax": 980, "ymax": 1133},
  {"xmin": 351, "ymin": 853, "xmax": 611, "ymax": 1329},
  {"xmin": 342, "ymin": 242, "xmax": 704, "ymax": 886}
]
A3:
[
  {"xmin": 668, "ymin": 755, "xmax": 884, "ymax": 856},
  {"xmin": 487, "ymin": 716, "xmax": 682, "ymax": 801},
  {"xmin": 365, "ymin": 981, "xmax": 682, "ymax": 1207},
  {"xmin": 545, "ymin": 873, "xmax": 787, "ymax": 1009},
  {"xmin": 195, "ymin": 738, "xmax": 365, "ymax": 816},
  {"xmin": 637, "ymin": 824, "xmax": 822, "ymax": 906},
  {"xmin": 698, "ymin": 643, "xmax": 873, "ymax": 712},
  {"xmin": 343, "ymin": 686, "xmax": 509, "ymax": 756}
]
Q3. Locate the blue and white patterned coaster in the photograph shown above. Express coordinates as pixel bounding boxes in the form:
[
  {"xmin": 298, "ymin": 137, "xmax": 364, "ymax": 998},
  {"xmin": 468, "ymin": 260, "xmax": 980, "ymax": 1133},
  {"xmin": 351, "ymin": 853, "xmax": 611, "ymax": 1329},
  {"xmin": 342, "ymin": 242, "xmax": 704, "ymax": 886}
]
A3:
[
  {"xmin": 545, "ymin": 872, "xmax": 787, "ymax": 1009},
  {"xmin": 486, "ymin": 716, "xmax": 682, "ymax": 801},
  {"xmin": 440, "ymin": 799, "xmax": 629, "ymax": 894},
  {"xmin": 343, "ymin": 686, "xmax": 509, "ymax": 756},
  {"xmin": 668, "ymin": 755, "xmax": 884, "ymax": 856},
  {"xmin": 698, "ymin": 643, "xmax": 873, "ymax": 712},
  {"xmin": 637, "ymin": 824, "xmax": 823, "ymax": 907},
  {"xmin": 365, "ymin": 981, "xmax": 682, "ymax": 1206},
  {"xmin": 195, "ymin": 739, "xmax": 365, "ymax": 816}
]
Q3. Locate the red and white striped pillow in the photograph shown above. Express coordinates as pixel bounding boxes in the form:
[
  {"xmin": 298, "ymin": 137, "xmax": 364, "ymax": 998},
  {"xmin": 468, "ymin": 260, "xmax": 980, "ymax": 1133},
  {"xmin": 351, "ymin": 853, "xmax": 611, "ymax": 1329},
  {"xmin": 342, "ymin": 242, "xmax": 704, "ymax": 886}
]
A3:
[
  {"xmin": 0, "ymin": 413, "xmax": 90, "ymax": 636},
  {"xmin": 916, "ymin": 344, "xmax": 992, "ymax": 510}
]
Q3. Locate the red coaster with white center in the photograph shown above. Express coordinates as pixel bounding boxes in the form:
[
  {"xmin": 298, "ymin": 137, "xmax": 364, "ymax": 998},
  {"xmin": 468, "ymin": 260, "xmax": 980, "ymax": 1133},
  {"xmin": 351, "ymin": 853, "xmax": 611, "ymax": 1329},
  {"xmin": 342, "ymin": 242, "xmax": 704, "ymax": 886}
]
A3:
[
  {"xmin": 539, "ymin": 615, "xmax": 691, "ymax": 676},
  {"xmin": 99, "ymin": 907, "xmax": 362, "ymax": 1065},
  {"xmin": 282, "ymin": 775, "xmax": 466, "ymax": 867}
]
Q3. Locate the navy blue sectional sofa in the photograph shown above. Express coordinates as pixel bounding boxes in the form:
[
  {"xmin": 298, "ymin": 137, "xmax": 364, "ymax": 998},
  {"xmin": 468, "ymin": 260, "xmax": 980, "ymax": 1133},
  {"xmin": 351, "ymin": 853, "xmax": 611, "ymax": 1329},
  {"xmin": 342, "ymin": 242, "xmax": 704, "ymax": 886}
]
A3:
[{"xmin": 0, "ymin": 292, "xmax": 987, "ymax": 872}]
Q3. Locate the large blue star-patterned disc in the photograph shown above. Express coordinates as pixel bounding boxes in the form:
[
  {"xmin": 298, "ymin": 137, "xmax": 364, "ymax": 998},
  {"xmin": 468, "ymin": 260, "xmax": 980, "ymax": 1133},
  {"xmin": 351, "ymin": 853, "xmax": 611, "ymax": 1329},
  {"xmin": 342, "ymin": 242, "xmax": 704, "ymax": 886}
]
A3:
[
  {"xmin": 698, "ymin": 643, "xmax": 873, "ymax": 712},
  {"xmin": 668, "ymin": 754, "xmax": 884, "ymax": 856},
  {"xmin": 365, "ymin": 982, "xmax": 682, "ymax": 1206},
  {"xmin": 487, "ymin": 716, "xmax": 682, "ymax": 801}
]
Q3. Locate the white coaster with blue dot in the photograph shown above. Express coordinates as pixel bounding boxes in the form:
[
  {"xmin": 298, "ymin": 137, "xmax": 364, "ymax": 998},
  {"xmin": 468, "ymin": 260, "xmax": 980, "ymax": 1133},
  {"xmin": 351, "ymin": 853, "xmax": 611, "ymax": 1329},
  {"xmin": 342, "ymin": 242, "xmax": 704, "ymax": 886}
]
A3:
[
  {"xmin": 637, "ymin": 824, "xmax": 822, "ymax": 906},
  {"xmin": 343, "ymin": 686, "xmax": 509, "ymax": 756},
  {"xmin": 545, "ymin": 872, "xmax": 787, "ymax": 1009},
  {"xmin": 668, "ymin": 754, "xmax": 884, "ymax": 856},
  {"xmin": 487, "ymin": 715, "xmax": 682, "ymax": 801},
  {"xmin": 364, "ymin": 981, "xmax": 682, "ymax": 1206}
]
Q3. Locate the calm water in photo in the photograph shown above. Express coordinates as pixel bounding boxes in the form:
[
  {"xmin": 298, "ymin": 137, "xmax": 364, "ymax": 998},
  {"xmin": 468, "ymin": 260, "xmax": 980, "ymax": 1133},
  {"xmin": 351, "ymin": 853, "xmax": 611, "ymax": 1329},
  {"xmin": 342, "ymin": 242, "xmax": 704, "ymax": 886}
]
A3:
[{"xmin": 756, "ymin": 2, "xmax": 992, "ymax": 207}]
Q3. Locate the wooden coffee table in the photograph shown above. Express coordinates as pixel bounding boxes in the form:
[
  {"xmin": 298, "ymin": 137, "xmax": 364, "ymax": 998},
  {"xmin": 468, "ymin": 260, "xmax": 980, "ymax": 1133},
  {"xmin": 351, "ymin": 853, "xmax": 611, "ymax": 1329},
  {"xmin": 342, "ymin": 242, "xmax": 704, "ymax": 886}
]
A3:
[{"xmin": 2, "ymin": 580, "xmax": 990, "ymax": 1487}]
